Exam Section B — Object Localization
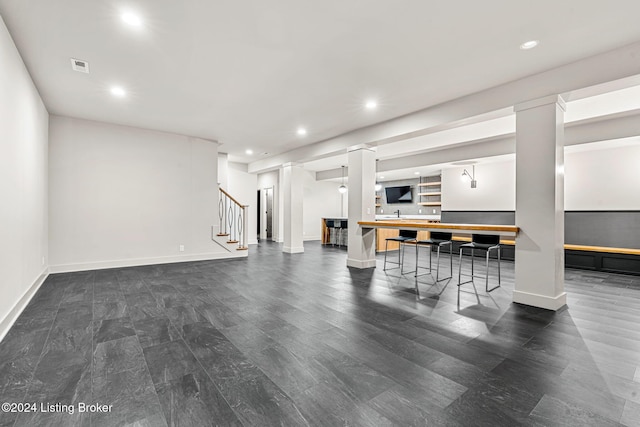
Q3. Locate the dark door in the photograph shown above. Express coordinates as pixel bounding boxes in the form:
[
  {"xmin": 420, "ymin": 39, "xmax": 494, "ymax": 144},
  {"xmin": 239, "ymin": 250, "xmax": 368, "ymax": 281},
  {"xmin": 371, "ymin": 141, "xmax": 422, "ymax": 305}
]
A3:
[{"xmin": 265, "ymin": 188, "xmax": 273, "ymax": 239}]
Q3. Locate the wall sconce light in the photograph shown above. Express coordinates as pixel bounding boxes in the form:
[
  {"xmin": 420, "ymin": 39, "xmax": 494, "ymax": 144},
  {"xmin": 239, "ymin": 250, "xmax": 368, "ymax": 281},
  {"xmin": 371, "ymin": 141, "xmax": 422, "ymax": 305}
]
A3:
[
  {"xmin": 461, "ymin": 165, "xmax": 477, "ymax": 188},
  {"xmin": 338, "ymin": 165, "xmax": 347, "ymax": 193}
]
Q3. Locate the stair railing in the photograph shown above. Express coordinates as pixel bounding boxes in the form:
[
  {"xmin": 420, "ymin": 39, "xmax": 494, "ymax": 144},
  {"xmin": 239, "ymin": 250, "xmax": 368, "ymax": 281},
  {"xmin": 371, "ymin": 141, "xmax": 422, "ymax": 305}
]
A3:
[{"xmin": 218, "ymin": 188, "xmax": 249, "ymax": 250}]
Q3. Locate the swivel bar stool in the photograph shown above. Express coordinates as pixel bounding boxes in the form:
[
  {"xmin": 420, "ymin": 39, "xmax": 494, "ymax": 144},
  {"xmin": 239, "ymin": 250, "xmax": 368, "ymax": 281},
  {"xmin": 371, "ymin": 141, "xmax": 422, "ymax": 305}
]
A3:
[
  {"xmin": 415, "ymin": 231, "xmax": 453, "ymax": 282},
  {"xmin": 383, "ymin": 229, "xmax": 417, "ymax": 274},
  {"xmin": 458, "ymin": 234, "xmax": 501, "ymax": 292}
]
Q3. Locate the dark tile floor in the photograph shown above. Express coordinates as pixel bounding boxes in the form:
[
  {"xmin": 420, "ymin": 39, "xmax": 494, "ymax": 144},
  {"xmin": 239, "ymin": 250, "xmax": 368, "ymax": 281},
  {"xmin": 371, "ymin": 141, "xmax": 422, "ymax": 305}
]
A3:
[{"xmin": 1, "ymin": 241, "xmax": 640, "ymax": 426}]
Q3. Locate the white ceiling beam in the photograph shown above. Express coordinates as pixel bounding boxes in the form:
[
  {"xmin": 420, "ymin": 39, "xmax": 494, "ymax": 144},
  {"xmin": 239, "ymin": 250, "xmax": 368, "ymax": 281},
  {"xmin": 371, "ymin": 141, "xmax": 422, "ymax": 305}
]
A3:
[
  {"xmin": 316, "ymin": 108, "xmax": 640, "ymax": 180},
  {"xmin": 249, "ymin": 41, "xmax": 640, "ymax": 174}
]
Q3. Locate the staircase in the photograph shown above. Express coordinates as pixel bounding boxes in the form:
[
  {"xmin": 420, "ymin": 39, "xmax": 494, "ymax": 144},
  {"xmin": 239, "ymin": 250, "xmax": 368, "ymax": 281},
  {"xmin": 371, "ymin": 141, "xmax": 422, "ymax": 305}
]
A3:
[{"xmin": 212, "ymin": 187, "xmax": 249, "ymax": 254}]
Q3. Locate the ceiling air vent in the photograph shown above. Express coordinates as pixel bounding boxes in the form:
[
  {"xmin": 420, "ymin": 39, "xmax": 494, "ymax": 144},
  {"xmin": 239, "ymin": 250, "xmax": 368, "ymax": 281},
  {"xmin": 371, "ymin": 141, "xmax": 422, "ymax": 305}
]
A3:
[{"xmin": 70, "ymin": 58, "xmax": 89, "ymax": 73}]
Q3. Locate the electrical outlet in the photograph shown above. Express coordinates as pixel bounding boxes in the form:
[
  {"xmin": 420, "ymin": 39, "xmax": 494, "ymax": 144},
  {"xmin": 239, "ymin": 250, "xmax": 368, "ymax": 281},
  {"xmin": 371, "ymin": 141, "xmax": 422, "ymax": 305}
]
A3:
[
  {"xmin": 433, "ymin": 209, "xmax": 436, "ymax": 214},
  {"xmin": 179, "ymin": 245, "xmax": 185, "ymax": 252},
  {"xmin": 367, "ymin": 208, "xmax": 370, "ymax": 214},
  {"xmin": 419, "ymin": 209, "xmax": 422, "ymax": 214},
  {"xmin": 41, "ymin": 256, "xmax": 45, "ymax": 266},
  {"xmin": 380, "ymin": 209, "xmax": 383, "ymax": 213}
]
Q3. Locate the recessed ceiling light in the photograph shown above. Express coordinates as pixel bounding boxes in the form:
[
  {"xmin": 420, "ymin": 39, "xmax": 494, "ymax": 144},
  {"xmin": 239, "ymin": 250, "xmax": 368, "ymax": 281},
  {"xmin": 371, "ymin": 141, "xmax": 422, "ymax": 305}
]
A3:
[
  {"xmin": 121, "ymin": 12, "xmax": 142, "ymax": 27},
  {"xmin": 365, "ymin": 100, "xmax": 377, "ymax": 110},
  {"xmin": 110, "ymin": 86, "xmax": 126, "ymax": 97},
  {"xmin": 414, "ymin": 171, "xmax": 420, "ymax": 175},
  {"xmin": 297, "ymin": 127, "xmax": 307, "ymax": 136},
  {"xmin": 520, "ymin": 40, "xmax": 539, "ymax": 50},
  {"xmin": 245, "ymin": 149, "xmax": 253, "ymax": 155},
  {"xmin": 379, "ymin": 176, "xmax": 384, "ymax": 179}
]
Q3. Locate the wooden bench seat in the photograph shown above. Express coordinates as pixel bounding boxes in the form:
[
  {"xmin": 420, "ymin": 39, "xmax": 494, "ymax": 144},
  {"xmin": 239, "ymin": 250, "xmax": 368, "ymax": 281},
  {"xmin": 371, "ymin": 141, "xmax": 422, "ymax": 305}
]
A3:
[{"xmin": 451, "ymin": 237, "xmax": 639, "ymax": 256}]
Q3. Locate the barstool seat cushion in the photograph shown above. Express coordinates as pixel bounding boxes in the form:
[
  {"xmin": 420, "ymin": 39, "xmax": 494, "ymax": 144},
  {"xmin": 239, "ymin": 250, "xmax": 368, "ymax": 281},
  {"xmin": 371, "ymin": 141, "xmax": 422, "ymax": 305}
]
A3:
[
  {"xmin": 460, "ymin": 241, "xmax": 499, "ymax": 250},
  {"xmin": 387, "ymin": 236, "xmax": 416, "ymax": 242},
  {"xmin": 461, "ymin": 234, "xmax": 500, "ymax": 251},
  {"xmin": 387, "ymin": 230, "xmax": 417, "ymax": 243},
  {"xmin": 417, "ymin": 238, "xmax": 450, "ymax": 245},
  {"xmin": 416, "ymin": 231, "xmax": 452, "ymax": 246}
]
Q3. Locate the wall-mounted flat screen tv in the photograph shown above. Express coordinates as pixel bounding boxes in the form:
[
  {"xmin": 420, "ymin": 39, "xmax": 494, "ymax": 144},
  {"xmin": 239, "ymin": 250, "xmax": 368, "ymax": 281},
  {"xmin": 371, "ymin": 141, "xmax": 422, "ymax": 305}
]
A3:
[{"xmin": 385, "ymin": 185, "xmax": 412, "ymax": 203}]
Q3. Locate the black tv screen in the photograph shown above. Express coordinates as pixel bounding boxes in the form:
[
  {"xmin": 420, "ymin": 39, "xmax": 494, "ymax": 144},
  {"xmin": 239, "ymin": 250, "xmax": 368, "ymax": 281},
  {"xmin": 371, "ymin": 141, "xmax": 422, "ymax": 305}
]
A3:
[{"xmin": 385, "ymin": 186, "xmax": 412, "ymax": 203}]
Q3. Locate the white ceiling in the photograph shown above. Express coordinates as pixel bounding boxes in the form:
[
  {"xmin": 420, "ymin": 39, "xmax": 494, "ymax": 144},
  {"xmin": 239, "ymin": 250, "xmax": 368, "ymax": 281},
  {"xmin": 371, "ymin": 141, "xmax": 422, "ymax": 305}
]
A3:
[{"xmin": 2, "ymin": 0, "xmax": 640, "ymax": 167}]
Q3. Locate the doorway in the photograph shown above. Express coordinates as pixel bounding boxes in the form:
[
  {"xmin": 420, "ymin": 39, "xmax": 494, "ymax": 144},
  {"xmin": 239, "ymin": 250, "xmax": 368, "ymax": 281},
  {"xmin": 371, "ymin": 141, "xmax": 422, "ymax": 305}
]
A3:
[
  {"xmin": 256, "ymin": 190, "xmax": 261, "ymax": 242},
  {"xmin": 265, "ymin": 187, "xmax": 273, "ymax": 240}
]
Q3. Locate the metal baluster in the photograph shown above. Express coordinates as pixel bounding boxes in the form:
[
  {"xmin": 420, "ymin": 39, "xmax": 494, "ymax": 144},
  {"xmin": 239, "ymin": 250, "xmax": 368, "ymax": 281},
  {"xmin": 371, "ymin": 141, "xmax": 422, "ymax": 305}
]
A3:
[
  {"xmin": 238, "ymin": 208, "xmax": 243, "ymax": 248},
  {"xmin": 224, "ymin": 194, "xmax": 228, "ymax": 235},
  {"xmin": 218, "ymin": 196, "xmax": 224, "ymax": 235},
  {"xmin": 228, "ymin": 204, "xmax": 234, "ymax": 242}
]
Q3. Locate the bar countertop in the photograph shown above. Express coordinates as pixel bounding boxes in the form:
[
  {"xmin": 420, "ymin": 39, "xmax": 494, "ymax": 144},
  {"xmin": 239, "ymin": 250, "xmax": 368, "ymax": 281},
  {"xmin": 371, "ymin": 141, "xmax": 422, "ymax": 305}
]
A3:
[{"xmin": 358, "ymin": 220, "xmax": 519, "ymax": 237}]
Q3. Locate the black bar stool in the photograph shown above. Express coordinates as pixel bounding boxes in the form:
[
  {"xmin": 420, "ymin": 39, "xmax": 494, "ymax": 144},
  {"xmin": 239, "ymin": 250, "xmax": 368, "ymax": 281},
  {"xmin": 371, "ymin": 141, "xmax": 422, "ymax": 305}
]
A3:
[
  {"xmin": 415, "ymin": 231, "xmax": 453, "ymax": 282},
  {"xmin": 458, "ymin": 234, "xmax": 501, "ymax": 293},
  {"xmin": 383, "ymin": 229, "xmax": 417, "ymax": 274}
]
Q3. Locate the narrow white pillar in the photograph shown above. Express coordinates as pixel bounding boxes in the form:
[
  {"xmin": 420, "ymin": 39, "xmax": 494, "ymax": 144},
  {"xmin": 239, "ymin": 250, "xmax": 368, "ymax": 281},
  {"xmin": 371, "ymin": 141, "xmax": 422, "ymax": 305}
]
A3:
[
  {"xmin": 347, "ymin": 145, "xmax": 377, "ymax": 268},
  {"xmin": 281, "ymin": 162, "xmax": 304, "ymax": 253},
  {"xmin": 514, "ymin": 95, "xmax": 566, "ymax": 310}
]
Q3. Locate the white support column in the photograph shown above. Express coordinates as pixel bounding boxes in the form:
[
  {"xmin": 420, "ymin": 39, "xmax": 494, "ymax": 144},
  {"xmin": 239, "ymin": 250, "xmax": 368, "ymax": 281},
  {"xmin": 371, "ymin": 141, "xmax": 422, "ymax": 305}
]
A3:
[
  {"xmin": 513, "ymin": 95, "xmax": 566, "ymax": 311},
  {"xmin": 281, "ymin": 162, "xmax": 304, "ymax": 253},
  {"xmin": 347, "ymin": 145, "xmax": 377, "ymax": 268}
]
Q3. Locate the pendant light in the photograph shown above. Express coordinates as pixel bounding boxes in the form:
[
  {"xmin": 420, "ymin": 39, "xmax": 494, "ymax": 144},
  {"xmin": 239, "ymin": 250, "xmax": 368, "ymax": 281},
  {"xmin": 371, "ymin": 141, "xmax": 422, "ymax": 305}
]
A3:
[{"xmin": 338, "ymin": 166, "xmax": 347, "ymax": 193}]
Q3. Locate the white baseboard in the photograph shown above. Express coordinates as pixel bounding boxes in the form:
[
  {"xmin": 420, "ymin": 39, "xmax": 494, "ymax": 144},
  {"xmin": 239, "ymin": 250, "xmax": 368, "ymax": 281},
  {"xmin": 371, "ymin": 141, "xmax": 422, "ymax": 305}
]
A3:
[
  {"xmin": 513, "ymin": 290, "xmax": 567, "ymax": 311},
  {"xmin": 49, "ymin": 251, "xmax": 247, "ymax": 274},
  {"xmin": 347, "ymin": 258, "xmax": 377, "ymax": 269},
  {"xmin": 303, "ymin": 235, "xmax": 321, "ymax": 241},
  {"xmin": 283, "ymin": 246, "xmax": 304, "ymax": 254},
  {"xmin": 0, "ymin": 267, "xmax": 49, "ymax": 342}
]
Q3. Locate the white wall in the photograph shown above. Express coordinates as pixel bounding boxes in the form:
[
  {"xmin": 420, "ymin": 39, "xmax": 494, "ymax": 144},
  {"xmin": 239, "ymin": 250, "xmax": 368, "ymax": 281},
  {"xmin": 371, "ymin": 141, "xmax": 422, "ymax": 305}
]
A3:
[
  {"xmin": 49, "ymin": 116, "xmax": 228, "ymax": 271},
  {"xmin": 0, "ymin": 17, "xmax": 49, "ymax": 338},
  {"xmin": 442, "ymin": 161, "xmax": 516, "ymax": 211},
  {"xmin": 227, "ymin": 162, "xmax": 258, "ymax": 245},
  {"xmin": 302, "ymin": 170, "xmax": 343, "ymax": 240},
  {"xmin": 565, "ymin": 144, "xmax": 640, "ymax": 210},
  {"xmin": 442, "ymin": 144, "xmax": 640, "ymax": 211}
]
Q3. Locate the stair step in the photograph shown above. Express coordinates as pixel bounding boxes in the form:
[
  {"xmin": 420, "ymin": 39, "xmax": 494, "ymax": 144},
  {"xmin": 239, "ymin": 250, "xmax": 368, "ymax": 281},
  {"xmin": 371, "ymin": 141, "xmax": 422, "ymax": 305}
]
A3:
[
  {"xmin": 237, "ymin": 247, "xmax": 249, "ymax": 251},
  {"xmin": 217, "ymin": 233, "xmax": 230, "ymax": 237},
  {"xmin": 227, "ymin": 240, "xmax": 239, "ymax": 244}
]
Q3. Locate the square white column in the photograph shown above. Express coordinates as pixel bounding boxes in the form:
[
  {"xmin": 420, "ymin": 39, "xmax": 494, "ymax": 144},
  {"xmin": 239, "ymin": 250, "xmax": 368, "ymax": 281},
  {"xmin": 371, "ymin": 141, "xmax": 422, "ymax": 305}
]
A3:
[
  {"xmin": 282, "ymin": 162, "xmax": 304, "ymax": 253},
  {"xmin": 514, "ymin": 95, "xmax": 566, "ymax": 310},
  {"xmin": 347, "ymin": 145, "xmax": 377, "ymax": 268}
]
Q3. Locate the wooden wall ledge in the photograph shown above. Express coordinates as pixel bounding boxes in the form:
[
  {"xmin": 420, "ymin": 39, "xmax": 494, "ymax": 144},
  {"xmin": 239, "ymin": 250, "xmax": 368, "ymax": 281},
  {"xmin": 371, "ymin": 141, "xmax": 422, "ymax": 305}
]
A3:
[
  {"xmin": 452, "ymin": 238, "xmax": 639, "ymax": 256},
  {"xmin": 564, "ymin": 244, "xmax": 640, "ymax": 256}
]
